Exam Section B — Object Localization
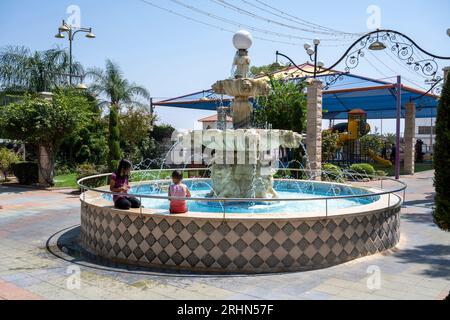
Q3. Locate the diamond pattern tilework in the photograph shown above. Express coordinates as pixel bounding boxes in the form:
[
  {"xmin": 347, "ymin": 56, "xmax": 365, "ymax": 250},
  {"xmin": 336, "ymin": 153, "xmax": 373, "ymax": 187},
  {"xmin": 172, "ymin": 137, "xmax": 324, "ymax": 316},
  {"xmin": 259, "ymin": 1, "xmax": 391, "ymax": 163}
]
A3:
[{"xmin": 80, "ymin": 204, "xmax": 401, "ymax": 273}]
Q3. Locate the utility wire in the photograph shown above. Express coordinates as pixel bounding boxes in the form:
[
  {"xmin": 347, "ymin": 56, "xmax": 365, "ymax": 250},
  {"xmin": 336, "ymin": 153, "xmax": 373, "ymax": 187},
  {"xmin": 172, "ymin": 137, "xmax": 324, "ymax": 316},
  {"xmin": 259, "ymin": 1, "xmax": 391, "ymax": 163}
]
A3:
[
  {"xmin": 209, "ymin": 0, "xmax": 357, "ymax": 38},
  {"xmin": 138, "ymin": 0, "xmax": 308, "ymax": 47},
  {"xmin": 168, "ymin": 0, "xmax": 354, "ymax": 43},
  {"xmin": 239, "ymin": 0, "xmax": 353, "ymax": 34},
  {"xmin": 252, "ymin": 0, "xmax": 363, "ymax": 36},
  {"xmin": 367, "ymin": 51, "xmax": 427, "ymax": 89},
  {"xmin": 362, "ymin": 54, "xmax": 391, "ymax": 79}
]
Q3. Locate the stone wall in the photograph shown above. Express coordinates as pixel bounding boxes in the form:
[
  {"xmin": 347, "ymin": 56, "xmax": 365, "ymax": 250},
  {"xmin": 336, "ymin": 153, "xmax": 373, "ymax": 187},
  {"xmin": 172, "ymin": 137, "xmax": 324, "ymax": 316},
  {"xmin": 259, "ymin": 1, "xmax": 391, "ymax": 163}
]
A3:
[{"xmin": 80, "ymin": 202, "xmax": 401, "ymax": 273}]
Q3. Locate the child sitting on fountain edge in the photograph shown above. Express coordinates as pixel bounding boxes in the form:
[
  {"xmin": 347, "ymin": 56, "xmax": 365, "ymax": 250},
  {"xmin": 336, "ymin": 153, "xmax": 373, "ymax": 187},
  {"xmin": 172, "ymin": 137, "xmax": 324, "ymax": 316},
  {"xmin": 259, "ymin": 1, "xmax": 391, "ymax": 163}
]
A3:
[
  {"xmin": 110, "ymin": 159, "xmax": 141, "ymax": 210},
  {"xmin": 168, "ymin": 170, "xmax": 191, "ymax": 214}
]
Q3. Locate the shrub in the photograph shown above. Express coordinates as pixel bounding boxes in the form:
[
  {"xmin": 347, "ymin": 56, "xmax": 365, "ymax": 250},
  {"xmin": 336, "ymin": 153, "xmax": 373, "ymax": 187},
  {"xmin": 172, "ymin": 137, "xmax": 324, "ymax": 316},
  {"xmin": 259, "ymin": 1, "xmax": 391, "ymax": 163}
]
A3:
[
  {"xmin": 434, "ymin": 73, "xmax": 450, "ymax": 231},
  {"xmin": 322, "ymin": 131, "xmax": 341, "ymax": 162},
  {"xmin": 349, "ymin": 163, "xmax": 376, "ymax": 176},
  {"xmin": 54, "ymin": 163, "xmax": 74, "ymax": 176},
  {"xmin": 75, "ymin": 163, "xmax": 106, "ymax": 189},
  {"xmin": 360, "ymin": 134, "xmax": 384, "ymax": 155},
  {"xmin": 375, "ymin": 170, "xmax": 387, "ymax": 177},
  {"xmin": 322, "ymin": 163, "xmax": 344, "ymax": 182},
  {"xmin": 0, "ymin": 147, "xmax": 21, "ymax": 181},
  {"xmin": 11, "ymin": 162, "xmax": 39, "ymax": 185},
  {"xmin": 75, "ymin": 163, "xmax": 98, "ymax": 180}
]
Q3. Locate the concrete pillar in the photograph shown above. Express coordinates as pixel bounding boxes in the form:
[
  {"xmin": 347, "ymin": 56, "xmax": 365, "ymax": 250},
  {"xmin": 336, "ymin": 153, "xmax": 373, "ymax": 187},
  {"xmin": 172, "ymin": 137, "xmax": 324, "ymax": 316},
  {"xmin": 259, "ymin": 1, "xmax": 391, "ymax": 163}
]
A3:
[
  {"xmin": 306, "ymin": 79, "xmax": 323, "ymax": 180},
  {"xmin": 404, "ymin": 101, "xmax": 416, "ymax": 175}
]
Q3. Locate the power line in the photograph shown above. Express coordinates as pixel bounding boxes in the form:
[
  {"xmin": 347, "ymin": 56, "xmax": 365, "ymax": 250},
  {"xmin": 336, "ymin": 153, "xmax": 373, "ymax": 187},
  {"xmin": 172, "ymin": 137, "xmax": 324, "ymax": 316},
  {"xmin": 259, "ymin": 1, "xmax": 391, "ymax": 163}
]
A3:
[
  {"xmin": 367, "ymin": 51, "xmax": 427, "ymax": 89},
  {"xmin": 362, "ymin": 54, "xmax": 391, "ymax": 78},
  {"xmin": 209, "ymin": 0, "xmax": 357, "ymax": 38},
  {"xmin": 239, "ymin": 0, "xmax": 351, "ymax": 34},
  {"xmin": 384, "ymin": 49, "xmax": 428, "ymax": 80},
  {"xmin": 252, "ymin": 0, "xmax": 363, "ymax": 36},
  {"xmin": 138, "ymin": 0, "xmax": 307, "ymax": 47},
  {"xmin": 168, "ymin": 0, "xmax": 354, "ymax": 43}
]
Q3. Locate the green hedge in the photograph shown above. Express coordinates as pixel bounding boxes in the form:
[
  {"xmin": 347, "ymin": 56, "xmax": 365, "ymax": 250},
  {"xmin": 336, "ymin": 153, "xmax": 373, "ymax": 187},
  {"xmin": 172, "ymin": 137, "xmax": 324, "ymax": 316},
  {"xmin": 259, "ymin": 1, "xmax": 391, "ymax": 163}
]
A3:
[
  {"xmin": 76, "ymin": 163, "xmax": 108, "ymax": 189},
  {"xmin": 349, "ymin": 163, "xmax": 376, "ymax": 176},
  {"xmin": 322, "ymin": 163, "xmax": 344, "ymax": 182},
  {"xmin": 11, "ymin": 162, "xmax": 39, "ymax": 185}
]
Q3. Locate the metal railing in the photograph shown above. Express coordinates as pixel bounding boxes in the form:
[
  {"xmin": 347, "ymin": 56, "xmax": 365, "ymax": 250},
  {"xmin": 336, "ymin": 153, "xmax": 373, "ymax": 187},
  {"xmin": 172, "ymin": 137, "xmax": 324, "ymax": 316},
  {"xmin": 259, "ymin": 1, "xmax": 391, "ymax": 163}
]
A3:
[{"xmin": 77, "ymin": 168, "xmax": 407, "ymax": 218}]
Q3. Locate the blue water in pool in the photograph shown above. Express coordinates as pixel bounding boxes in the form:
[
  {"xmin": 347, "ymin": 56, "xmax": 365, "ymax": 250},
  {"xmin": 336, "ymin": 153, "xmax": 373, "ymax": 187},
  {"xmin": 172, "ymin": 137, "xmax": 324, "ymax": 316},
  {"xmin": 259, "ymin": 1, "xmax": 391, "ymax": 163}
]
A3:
[{"xmin": 102, "ymin": 180, "xmax": 378, "ymax": 214}]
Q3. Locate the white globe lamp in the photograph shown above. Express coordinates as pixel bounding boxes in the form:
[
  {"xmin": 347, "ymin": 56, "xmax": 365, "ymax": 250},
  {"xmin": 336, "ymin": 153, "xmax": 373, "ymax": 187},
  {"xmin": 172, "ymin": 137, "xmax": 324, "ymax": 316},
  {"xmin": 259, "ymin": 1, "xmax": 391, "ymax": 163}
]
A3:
[{"xmin": 233, "ymin": 30, "xmax": 253, "ymax": 50}]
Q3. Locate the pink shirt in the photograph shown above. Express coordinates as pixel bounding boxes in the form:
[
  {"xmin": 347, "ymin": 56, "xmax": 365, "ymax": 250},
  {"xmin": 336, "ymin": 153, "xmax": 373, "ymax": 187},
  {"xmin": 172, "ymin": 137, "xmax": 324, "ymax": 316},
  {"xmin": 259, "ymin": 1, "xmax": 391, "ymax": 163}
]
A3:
[
  {"xmin": 111, "ymin": 173, "xmax": 129, "ymax": 203},
  {"xmin": 169, "ymin": 183, "xmax": 190, "ymax": 213}
]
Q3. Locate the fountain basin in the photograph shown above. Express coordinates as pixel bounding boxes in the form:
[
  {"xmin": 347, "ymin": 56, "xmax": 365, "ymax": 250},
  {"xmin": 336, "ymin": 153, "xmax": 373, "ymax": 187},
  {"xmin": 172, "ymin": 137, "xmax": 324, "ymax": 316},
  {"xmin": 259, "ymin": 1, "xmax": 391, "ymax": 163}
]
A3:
[
  {"xmin": 79, "ymin": 176, "xmax": 402, "ymax": 273},
  {"xmin": 175, "ymin": 129, "xmax": 303, "ymax": 198}
]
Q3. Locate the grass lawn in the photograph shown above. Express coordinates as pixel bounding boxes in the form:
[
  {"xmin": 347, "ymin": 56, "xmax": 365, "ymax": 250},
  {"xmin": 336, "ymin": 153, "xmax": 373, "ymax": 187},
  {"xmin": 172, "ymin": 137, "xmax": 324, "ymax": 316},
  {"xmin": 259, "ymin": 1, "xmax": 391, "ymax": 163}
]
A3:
[
  {"xmin": 53, "ymin": 170, "xmax": 190, "ymax": 188},
  {"xmin": 54, "ymin": 173, "xmax": 78, "ymax": 188},
  {"xmin": 373, "ymin": 161, "xmax": 434, "ymax": 176}
]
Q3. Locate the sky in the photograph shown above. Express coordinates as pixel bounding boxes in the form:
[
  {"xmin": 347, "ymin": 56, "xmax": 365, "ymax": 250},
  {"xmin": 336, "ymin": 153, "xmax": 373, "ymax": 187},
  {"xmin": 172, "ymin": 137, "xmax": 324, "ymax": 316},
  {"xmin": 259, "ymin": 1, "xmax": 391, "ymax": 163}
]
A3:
[{"xmin": 1, "ymin": 0, "xmax": 449, "ymax": 133}]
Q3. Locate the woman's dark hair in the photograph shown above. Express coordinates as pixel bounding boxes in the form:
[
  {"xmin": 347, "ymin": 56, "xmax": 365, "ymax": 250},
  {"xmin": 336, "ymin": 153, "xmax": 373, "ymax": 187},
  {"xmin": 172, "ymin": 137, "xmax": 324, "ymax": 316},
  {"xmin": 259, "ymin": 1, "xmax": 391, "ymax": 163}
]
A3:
[
  {"xmin": 116, "ymin": 159, "xmax": 132, "ymax": 178},
  {"xmin": 171, "ymin": 170, "xmax": 183, "ymax": 180}
]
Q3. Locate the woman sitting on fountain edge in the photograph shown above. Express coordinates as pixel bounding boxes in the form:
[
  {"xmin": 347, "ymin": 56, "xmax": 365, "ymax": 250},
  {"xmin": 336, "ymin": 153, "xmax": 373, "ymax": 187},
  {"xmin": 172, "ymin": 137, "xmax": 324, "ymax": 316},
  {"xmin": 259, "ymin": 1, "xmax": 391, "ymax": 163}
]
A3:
[{"xmin": 110, "ymin": 159, "xmax": 141, "ymax": 210}]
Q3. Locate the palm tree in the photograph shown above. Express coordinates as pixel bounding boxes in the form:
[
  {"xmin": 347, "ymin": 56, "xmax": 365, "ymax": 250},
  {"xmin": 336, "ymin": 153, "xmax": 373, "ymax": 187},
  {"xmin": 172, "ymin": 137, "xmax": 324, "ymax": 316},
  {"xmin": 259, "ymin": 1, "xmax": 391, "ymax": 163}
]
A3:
[
  {"xmin": 0, "ymin": 45, "xmax": 83, "ymax": 93},
  {"xmin": 86, "ymin": 59, "xmax": 150, "ymax": 168}
]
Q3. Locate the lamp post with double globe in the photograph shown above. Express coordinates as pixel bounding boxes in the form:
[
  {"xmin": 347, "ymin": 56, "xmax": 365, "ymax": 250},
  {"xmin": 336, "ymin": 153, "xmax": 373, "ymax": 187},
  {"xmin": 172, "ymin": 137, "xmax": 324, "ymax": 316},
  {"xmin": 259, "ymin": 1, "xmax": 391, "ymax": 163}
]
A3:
[{"xmin": 55, "ymin": 20, "xmax": 95, "ymax": 86}]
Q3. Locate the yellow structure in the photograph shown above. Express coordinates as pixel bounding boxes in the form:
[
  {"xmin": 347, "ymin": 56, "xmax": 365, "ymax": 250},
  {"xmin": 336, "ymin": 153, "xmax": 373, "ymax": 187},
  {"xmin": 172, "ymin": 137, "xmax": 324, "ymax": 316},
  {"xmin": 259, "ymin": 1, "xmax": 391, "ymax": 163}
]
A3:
[{"xmin": 330, "ymin": 109, "xmax": 392, "ymax": 167}]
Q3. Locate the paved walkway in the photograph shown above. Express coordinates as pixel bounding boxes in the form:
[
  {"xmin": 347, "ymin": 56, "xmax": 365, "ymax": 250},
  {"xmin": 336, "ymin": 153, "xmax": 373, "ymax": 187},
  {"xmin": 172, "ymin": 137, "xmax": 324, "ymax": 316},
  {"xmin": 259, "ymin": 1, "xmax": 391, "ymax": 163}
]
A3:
[{"xmin": 0, "ymin": 171, "xmax": 449, "ymax": 300}]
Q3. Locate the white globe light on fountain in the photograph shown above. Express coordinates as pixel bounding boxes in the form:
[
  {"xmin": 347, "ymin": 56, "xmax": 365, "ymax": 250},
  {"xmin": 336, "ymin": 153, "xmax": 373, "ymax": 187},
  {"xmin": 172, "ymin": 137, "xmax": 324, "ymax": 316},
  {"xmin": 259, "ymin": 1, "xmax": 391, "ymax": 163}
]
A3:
[
  {"xmin": 233, "ymin": 30, "xmax": 253, "ymax": 50},
  {"xmin": 318, "ymin": 61, "xmax": 325, "ymax": 68}
]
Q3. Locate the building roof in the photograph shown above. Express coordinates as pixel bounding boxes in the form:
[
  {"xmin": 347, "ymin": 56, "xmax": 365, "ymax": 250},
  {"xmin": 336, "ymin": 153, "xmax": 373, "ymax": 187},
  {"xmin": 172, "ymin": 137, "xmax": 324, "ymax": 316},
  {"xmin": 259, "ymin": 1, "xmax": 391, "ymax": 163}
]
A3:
[
  {"xmin": 253, "ymin": 62, "xmax": 337, "ymax": 81},
  {"xmin": 198, "ymin": 114, "xmax": 233, "ymax": 123}
]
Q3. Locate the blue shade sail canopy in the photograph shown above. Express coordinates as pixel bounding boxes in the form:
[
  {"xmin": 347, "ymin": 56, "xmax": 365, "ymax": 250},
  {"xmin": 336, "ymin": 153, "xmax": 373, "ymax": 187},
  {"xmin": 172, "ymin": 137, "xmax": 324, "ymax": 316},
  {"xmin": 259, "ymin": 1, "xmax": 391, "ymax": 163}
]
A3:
[{"xmin": 153, "ymin": 72, "xmax": 439, "ymax": 119}]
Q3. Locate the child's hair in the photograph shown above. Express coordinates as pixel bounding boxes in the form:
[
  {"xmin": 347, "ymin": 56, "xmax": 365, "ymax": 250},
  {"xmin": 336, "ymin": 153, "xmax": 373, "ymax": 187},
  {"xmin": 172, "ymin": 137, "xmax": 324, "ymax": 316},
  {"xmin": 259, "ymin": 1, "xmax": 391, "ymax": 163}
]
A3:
[
  {"xmin": 171, "ymin": 170, "xmax": 183, "ymax": 181},
  {"xmin": 116, "ymin": 159, "xmax": 132, "ymax": 178}
]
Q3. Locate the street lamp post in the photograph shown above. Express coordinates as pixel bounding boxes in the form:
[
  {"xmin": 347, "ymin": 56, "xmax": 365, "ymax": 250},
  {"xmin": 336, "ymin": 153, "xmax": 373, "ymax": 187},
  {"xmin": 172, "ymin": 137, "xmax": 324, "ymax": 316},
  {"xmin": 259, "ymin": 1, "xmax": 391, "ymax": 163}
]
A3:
[
  {"xmin": 302, "ymin": 39, "xmax": 325, "ymax": 78},
  {"xmin": 55, "ymin": 19, "xmax": 95, "ymax": 86}
]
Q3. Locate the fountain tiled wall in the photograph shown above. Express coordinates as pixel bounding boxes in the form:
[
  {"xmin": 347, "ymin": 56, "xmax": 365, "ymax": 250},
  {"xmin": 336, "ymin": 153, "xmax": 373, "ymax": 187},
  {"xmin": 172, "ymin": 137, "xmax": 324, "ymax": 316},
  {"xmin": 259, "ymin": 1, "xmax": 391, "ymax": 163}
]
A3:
[{"xmin": 80, "ymin": 201, "xmax": 401, "ymax": 273}]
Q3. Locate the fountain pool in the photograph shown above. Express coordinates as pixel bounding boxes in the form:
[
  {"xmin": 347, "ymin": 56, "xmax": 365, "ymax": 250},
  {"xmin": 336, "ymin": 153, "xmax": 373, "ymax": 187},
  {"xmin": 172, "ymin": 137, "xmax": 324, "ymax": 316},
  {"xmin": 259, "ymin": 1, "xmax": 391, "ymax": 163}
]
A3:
[
  {"xmin": 79, "ymin": 169, "xmax": 404, "ymax": 273},
  {"xmin": 101, "ymin": 179, "xmax": 379, "ymax": 214}
]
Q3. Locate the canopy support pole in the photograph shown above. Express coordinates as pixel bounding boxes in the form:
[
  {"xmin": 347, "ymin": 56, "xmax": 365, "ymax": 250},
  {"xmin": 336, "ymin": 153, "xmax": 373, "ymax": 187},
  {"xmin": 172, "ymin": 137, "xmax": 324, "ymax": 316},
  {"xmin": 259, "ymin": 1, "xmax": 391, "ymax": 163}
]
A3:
[{"xmin": 395, "ymin": 76, "xmax": 402, "ymax": 180}]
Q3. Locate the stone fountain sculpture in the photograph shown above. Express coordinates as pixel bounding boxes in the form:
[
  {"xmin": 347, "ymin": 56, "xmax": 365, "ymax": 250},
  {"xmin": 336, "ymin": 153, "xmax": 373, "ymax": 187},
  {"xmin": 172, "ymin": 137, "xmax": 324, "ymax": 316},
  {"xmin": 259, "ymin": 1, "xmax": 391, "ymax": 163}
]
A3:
[{"xmin": 177, "ymin": 31, "xmax": 302, "ymax": 199}]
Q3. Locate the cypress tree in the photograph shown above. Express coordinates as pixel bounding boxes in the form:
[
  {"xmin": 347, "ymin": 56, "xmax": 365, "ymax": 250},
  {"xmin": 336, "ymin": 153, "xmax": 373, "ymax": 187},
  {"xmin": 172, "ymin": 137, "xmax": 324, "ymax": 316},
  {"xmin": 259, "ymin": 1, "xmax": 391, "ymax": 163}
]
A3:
[
  {"xmin": 433, "ymin": 74, "xmax": 450, "ymax": 230},
  {"xmin": 108, "ymin": 104, "xmax": 122, "ymax": 170}
]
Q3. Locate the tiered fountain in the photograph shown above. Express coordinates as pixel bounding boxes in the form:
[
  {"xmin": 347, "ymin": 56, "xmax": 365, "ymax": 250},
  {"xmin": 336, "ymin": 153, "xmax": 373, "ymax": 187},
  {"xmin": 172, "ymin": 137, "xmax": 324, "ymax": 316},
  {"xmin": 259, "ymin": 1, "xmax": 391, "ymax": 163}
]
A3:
[
  {"xmin": 177, "ymin": 30, "xmax": 302, "ymax": 199},
  {"xmin": 78, "ymin": 31, "xmax": 403, "ymax": 273}
]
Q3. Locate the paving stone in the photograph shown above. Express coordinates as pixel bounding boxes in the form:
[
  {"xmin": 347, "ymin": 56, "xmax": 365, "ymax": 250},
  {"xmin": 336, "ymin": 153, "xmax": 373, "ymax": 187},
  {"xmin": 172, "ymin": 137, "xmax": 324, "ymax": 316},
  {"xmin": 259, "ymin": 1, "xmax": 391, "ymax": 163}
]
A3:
[{"xmin": 0, "ymin": 171, "xmax": 449, "ymax": 299}]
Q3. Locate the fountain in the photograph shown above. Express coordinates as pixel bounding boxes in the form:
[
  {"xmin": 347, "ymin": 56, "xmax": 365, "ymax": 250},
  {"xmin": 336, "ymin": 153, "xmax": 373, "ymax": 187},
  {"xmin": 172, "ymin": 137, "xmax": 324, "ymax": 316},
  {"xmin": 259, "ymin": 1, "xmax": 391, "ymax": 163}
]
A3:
[
  {"xmin": 176, "ymin": 30, "xmax": 302, "ymax": 199},
  {"xmin": 77, "ymin": 31, "xmax": 404, "ymax": 273}
]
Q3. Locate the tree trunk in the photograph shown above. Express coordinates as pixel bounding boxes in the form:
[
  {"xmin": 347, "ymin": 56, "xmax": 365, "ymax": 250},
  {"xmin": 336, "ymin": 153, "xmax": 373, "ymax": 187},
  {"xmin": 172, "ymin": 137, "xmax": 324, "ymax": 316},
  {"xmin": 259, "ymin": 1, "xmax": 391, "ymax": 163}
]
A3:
[{"xmin": 38, "ymin": 143, "xmax": 55, "ymax": 187}]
